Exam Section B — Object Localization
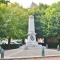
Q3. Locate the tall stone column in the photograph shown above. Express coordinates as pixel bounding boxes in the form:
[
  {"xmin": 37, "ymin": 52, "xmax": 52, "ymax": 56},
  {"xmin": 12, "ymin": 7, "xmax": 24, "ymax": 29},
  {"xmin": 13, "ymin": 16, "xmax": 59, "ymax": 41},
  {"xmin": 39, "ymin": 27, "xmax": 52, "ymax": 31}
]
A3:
[{"xmin": 26, "ymin": 15, "xmax": 38, "ymax": 46}]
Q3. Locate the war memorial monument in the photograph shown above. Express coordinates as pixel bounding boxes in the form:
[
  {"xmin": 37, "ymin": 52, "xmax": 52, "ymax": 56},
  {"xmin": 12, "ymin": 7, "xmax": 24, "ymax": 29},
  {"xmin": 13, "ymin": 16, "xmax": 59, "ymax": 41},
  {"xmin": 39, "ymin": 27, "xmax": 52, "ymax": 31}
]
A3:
[{"xmin": 22, "ymin": 15, "xmax": 43, "ymax": 50}]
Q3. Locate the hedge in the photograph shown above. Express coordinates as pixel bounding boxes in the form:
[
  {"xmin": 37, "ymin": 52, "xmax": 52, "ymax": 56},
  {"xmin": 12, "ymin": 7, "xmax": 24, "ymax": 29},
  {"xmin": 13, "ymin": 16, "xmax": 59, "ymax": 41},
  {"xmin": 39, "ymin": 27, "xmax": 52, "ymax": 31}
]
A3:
[
  {"xmin": 39, "ymin": 43, "xmax": 60, "ymax": 48},
  {"xmin": 47, "ymin": 43, "xmax": 59, "ymax": 48},
  {"xmin": 0, "ymin": 44, "xmax": 19, "ymax": 50}
]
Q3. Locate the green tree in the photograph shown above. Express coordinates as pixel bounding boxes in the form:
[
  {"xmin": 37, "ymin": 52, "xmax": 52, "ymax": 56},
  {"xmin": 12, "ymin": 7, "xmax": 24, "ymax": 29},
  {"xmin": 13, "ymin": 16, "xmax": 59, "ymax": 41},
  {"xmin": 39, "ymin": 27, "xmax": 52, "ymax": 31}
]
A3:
[
  {"xmin": 0, "ymin": 3, "xmax": 28, "ymax": 44},
  {"xmin": 42, "ymin": 1, "xmax": 60, "ymax": 38},
  {"xmin": 0, "ymin": 3, "xmax": 7, "ymax": 39},
  {"xmin": 5, "ymin": 3, "xmax": 28, "ymax": 44}
]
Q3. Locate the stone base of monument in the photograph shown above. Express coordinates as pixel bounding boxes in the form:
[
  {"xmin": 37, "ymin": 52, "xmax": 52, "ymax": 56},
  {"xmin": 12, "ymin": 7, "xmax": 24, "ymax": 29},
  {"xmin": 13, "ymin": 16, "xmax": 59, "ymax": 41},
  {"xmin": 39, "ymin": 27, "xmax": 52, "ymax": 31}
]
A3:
[
  {"xmin": 21, "ymin": 43, "xmax": 43, "ymax": 50},
  {"xmin": 21, "ymin": 15, "xmax": 45, "ymax": 50},
  {"xmin": 26, "ymin": 42, "xmax": 38, "ymax": 46}
]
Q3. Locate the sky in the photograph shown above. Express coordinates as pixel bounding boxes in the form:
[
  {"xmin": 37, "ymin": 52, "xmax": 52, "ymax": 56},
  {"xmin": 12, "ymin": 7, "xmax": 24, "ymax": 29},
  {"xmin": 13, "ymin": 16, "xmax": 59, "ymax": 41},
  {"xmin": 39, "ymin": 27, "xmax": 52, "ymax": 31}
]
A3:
[{"xmin": 10, "ymin": 0, "xmax": 60, "ymax": 8}]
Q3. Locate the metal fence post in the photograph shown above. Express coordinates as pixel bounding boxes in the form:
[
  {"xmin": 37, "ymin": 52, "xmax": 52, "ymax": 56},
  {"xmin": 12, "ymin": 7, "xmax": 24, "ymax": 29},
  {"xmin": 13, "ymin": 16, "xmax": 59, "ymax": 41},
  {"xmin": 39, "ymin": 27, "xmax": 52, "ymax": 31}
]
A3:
[
  {"xmin": 42, "ymin": 46, "xmax": 45, "ymax": 56},
  {"xmin": 57, "ymin": 45, "xmax": 59, "ymax": 51},
  {"xmin": 46, "ymin": 44, "xmax": 48, "ymax": 49},
  {"xmin": 1, "ymin": 49, "xmax": 4, "ymax": 58},
  {"xmin": 0, "ymin": 46, "xmax": 4, "ymax": 58}
]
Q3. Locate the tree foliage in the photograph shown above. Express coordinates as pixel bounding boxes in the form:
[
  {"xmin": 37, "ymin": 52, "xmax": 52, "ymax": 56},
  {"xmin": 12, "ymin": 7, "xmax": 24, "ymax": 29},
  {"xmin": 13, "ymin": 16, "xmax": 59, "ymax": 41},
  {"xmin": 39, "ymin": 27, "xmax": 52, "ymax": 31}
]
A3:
[
  {"xmin": 42, "ymin": 2, "xmax": 60, "ymax": 38},
  {"xmin": 0, "ymin": 1, "xmax": 60, "ymax": 41}
]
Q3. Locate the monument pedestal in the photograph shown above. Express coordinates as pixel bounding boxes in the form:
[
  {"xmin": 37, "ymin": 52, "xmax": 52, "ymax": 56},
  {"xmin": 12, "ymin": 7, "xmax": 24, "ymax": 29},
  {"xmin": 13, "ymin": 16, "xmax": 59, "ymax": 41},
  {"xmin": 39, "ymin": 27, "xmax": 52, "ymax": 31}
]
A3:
[
  {"xmin": 26, "ymin": 42, "xmax": 38, "ymax": 47},
  {"xmin": 22, "ymin": 44, "xmax": 43, "ymax": 50}
]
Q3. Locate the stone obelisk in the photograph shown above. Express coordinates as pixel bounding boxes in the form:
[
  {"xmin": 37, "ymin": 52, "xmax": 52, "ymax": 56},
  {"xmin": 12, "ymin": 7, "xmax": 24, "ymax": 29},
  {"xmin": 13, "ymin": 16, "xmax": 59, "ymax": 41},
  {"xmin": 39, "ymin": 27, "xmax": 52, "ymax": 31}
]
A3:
[{"xmin": 26, "ymin": 15, "xmax": 38, "ymax": 46}]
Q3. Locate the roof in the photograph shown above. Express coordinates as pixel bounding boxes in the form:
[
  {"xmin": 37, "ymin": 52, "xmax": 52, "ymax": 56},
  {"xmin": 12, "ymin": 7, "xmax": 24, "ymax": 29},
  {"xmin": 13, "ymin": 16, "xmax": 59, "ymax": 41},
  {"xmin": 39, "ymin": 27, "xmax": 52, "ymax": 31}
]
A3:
[{"xmin": 30, "ymin": 2, "xmax": 37, "ymax": 8}]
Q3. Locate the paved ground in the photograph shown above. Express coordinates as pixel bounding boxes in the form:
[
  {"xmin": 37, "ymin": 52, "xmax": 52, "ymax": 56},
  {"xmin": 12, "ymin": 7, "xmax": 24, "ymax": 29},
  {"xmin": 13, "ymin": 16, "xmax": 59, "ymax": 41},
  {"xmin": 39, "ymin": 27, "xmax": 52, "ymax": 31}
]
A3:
[
  {"xmin": 4, "ymin": 46, "xmax": 60, "ymax": 58},
  {"xmin": 0, "ymin": 46, "xmax": 59, "ymax": 60}
]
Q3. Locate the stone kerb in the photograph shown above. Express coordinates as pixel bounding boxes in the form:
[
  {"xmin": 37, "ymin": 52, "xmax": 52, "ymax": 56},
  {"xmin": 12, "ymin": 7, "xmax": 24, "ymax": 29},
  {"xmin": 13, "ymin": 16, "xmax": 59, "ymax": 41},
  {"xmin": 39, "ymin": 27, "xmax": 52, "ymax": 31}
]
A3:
[{"xmin": 0, "ymin": 56, "xmax": 60, "ymax": 60}]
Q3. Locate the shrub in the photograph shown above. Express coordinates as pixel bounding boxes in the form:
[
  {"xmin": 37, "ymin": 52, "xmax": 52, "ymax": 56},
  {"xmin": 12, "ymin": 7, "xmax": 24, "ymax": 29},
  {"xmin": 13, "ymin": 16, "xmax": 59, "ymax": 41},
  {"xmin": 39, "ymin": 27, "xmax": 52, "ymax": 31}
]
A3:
[
  {"xmin": 47, "ymin": 43, "xmax": 59, "ymax": 48},
  {"xmin": 0, "ymin": 44, "xmax": 19, "ymax": 50}
]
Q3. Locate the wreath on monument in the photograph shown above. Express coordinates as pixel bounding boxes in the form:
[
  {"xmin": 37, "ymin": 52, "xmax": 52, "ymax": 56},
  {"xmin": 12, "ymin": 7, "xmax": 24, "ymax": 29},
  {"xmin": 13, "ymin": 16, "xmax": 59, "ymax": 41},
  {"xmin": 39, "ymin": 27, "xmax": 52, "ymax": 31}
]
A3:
[{"xmin": 30, "ymin": 35, "xmax": 34, "ymax": 41}]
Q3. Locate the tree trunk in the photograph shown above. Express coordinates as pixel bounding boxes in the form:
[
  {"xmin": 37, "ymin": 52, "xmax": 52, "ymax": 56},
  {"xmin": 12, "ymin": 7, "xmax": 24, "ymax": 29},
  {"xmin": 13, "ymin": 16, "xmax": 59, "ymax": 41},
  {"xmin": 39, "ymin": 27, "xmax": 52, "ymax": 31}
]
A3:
[
  {"xmin": 22, "ymin": 38, "xmax": 25, "ymax": 44},
  {"xmin": 8, "ymin": 37, "xmax": 11, "ymax": 44},
  {"xmin": 8, "ymin": 37, "xmax": 11, "ymax": 49}
]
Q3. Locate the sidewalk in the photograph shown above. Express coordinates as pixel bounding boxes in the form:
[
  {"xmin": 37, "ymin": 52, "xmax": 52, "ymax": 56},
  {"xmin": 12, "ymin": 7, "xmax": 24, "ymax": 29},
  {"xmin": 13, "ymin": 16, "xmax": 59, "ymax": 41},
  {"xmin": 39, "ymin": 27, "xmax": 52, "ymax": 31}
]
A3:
[{"xmin": 4, "ymin": 47, "xmax": 60, "ymax": 58}]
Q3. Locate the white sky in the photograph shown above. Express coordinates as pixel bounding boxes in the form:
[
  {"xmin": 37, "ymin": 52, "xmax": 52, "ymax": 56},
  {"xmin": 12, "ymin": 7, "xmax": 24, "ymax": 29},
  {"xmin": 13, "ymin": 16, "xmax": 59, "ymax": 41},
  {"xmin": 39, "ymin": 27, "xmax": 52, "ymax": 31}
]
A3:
[{"xmin": 10, "ymin": 0, "xmax": 60, "ymax": 8}]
